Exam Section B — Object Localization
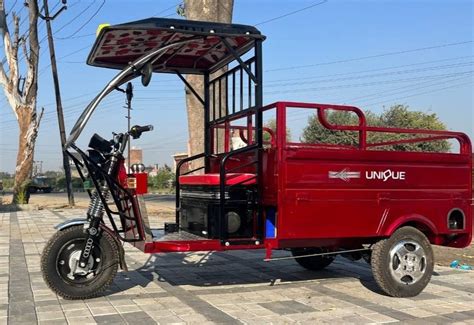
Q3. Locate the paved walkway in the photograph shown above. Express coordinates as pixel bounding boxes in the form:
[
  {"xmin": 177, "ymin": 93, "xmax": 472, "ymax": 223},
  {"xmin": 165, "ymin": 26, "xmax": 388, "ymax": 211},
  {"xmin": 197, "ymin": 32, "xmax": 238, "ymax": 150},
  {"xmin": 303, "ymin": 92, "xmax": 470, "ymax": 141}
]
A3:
[{"xmin": 1, "ymin": 209, "xmax": 474, "ymax": 324}]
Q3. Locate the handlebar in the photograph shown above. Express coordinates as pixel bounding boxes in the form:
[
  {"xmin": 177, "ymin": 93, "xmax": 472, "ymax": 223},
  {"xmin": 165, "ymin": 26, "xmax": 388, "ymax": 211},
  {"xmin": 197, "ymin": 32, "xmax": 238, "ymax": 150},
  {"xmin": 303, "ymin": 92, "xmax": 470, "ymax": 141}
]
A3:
[{"xmin": 129, "ymin": 124, "xmax": 154, "ymax": 139}]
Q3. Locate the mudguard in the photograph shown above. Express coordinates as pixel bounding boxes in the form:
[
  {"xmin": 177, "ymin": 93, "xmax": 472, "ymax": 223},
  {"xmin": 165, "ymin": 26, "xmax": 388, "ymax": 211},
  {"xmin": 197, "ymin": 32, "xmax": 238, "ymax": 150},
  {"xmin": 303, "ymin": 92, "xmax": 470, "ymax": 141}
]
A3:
[{"xmin": 54, "ymin": 218, "xmax": 89, "ymax": 230}]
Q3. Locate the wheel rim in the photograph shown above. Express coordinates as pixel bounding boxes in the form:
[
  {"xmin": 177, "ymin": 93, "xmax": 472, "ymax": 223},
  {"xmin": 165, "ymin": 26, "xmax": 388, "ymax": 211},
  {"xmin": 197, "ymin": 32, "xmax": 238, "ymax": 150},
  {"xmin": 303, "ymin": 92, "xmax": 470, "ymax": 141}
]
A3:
[
  {"xmin": 55, "ymin": 238, "xmax": 102, "ymax": 286},
  {"xmin": 389, "ymin": 240, "xmax": 427, "ymax": 285}
]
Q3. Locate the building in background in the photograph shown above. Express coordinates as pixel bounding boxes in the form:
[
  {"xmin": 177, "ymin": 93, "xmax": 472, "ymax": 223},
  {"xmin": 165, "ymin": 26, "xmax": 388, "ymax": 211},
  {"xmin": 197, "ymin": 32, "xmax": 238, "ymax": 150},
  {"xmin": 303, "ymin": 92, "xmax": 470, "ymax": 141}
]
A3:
[
  {"xmin": 129, "ymin": 147, "xmax": 143, "ymax": 165},
  {"xmin": 173, "ymin": 152, "xmax": 190, "ymax": 174},
  {"xmin": 68, "ymin": 152, "xmax": 84, "ymax": 178}
]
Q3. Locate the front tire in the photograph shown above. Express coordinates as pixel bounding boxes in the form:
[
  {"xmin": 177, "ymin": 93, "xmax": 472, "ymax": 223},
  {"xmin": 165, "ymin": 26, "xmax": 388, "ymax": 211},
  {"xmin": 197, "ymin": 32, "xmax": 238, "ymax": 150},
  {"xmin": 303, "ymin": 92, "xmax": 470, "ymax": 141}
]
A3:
[
  {"xmin": 371, "ymin": 226, "xmax": 434, "ymax": 297},
  {"xmin": 291, "ymin": 247, "xmax": 335, "ymax": 271},
  {"xmin": 41, "ymin": 225, "xmax": 119, "ymax": 299}
]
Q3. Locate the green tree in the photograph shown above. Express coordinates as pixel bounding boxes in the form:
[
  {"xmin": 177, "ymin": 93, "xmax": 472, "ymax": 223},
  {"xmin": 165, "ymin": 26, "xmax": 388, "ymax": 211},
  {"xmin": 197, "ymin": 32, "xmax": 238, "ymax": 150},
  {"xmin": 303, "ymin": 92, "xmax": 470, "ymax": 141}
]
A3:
[
  {"xmin": 150, "ymin": 166, "xmax": 175, "ymax": 189},
  {"xmin": 264, "ymin": 119, "xmax": 291, "ymax": 143},
  {"xmin": 301, "ymin": 105, "xmax": 450, "ymax": 152},
  {"xmin": 56, "ymin": 177, "xmax": 82, "ymax": 191}
]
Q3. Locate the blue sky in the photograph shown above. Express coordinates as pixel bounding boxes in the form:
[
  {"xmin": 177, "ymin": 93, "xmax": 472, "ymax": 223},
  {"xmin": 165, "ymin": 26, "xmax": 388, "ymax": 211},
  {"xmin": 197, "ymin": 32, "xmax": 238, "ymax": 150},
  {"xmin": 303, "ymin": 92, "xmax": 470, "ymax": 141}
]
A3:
[{"xmin": 0, "ymin": 0, "xmax": 473, "ymax": 173}]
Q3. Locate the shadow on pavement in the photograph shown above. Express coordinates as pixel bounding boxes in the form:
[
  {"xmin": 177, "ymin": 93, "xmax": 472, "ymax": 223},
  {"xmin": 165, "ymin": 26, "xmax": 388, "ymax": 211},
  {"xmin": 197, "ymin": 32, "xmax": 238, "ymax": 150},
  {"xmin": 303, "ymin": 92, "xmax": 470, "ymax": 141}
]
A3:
[{"xmin": 101, "ymin": 250, "xmax": 395, "ymax": 297}]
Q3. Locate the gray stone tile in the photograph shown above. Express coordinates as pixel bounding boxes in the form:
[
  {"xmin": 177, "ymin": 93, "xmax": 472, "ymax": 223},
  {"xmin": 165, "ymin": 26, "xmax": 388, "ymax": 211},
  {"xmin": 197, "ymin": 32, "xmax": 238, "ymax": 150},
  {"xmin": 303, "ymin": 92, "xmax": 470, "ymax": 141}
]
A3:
[
  {"xmin": 410, "ymin": 292, "xmax": 441, "ymax": 301},
  {"xmin": 419, "ymin": 315, "xmax": 455, "ymax": 324},
  {"xmin": 94, "ymin": 314, "xmax": 127, "ymax": 324},
  {"xmin": 444, "ymin": 311, "xmax": 473, "ymax": 321},
  {"xmin": 259, "ymin": 300, "xmax": 315, "ymax": 315},
  {"xmin": 120, "ymin": 311, "xmax": 156, "ymax": 324},
  {"xmin": 3, "ymin": 209, "xmax": 474, "ymax": 324}
]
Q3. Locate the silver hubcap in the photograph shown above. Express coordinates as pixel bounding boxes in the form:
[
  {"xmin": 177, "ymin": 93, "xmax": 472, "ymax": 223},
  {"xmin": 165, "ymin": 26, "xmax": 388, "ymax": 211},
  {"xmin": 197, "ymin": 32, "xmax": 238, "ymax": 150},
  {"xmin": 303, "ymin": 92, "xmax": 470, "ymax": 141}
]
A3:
[
  {"xmin": 65, "ymin": 250, "xmax": 94, "ymax": 279},
  {"xmin": 389, "ymin": 240, "xmax": 426, "ymax": 285}
]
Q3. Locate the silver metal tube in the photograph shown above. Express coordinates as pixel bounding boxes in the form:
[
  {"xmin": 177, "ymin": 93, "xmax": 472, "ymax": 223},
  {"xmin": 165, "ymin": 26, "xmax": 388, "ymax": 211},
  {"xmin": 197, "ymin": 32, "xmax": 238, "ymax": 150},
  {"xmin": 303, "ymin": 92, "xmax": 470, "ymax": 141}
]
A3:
[
  {"xmin": 264, "ymin": 248, "xmax": 370, "ymax": 262},
  {"xmin": 65, "ymin": 38, "xmax": 197, "ymax": 148}
]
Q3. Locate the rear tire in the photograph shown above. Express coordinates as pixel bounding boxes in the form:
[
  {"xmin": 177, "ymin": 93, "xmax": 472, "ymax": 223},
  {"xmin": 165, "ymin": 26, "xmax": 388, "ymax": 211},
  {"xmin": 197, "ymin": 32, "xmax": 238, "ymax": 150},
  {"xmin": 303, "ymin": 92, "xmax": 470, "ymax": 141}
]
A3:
[
  {"xmin": 291, "ymin": 248, "xmax": 335, "ymax": 271},
  {"xmin": 371, "ymin": 226, "xmax": 433, "ymax": 297},
  {"xmin": 41, "ymin": 225, "xmax": 119, "ymax": 300}
]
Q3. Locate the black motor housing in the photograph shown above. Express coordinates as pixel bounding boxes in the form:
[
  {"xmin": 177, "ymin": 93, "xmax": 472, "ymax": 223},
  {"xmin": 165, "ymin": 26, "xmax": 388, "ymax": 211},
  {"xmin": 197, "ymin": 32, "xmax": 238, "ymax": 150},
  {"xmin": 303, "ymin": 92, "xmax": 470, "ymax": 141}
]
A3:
[{"xmin": 179, "ymin": 185, "xmax": 256, "ymax": 239}]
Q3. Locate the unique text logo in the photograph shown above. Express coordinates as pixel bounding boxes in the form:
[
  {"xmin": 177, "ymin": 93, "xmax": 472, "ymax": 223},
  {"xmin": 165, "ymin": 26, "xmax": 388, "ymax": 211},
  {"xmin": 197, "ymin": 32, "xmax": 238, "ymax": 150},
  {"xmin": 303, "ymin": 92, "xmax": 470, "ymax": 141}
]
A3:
[
  {"xmin": 329, "ymin": 169, "xmax": 406, "ymax": 182},
  {"xmin": 366, "ymin": 169, "xmax": 406, "ymax": 182}
]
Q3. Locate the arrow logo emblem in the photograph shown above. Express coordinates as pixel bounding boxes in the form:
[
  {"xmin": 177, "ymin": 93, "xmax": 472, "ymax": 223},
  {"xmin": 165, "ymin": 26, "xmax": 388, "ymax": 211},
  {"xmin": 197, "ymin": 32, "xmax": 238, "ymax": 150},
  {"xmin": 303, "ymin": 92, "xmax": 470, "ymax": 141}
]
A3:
[{"xmin": 329, "ymin": 169, "xmax": 361, "ymax": 182}]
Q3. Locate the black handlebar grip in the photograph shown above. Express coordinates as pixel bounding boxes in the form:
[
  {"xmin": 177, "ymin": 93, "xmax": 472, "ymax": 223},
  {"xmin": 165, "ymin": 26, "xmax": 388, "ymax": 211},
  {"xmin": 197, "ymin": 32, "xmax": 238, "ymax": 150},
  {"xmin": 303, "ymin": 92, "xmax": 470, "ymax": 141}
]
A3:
[
  {"xmin": 139, "ymin": 125, "xmax": 154, "ymax": 132},
  {"xmin": 130, "ymin": 125, "xmax": 154, "ymax": 139}
]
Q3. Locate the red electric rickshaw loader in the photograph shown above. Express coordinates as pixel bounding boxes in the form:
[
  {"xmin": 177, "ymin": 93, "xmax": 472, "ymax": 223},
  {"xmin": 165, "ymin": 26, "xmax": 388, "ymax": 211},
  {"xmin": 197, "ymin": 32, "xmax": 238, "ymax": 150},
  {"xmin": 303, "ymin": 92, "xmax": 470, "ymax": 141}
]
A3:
[{"xmin": 40, "ymin": 18, "xmax": 473, "ymax": 299}]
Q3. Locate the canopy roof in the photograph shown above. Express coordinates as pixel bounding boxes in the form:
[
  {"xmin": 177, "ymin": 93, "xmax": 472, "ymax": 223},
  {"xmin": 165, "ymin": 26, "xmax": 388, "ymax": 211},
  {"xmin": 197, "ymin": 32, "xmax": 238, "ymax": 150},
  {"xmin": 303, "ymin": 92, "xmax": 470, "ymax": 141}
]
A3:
[{"xmin": 87, "ymin": 18, "xmax": 265, "ymax": 74}]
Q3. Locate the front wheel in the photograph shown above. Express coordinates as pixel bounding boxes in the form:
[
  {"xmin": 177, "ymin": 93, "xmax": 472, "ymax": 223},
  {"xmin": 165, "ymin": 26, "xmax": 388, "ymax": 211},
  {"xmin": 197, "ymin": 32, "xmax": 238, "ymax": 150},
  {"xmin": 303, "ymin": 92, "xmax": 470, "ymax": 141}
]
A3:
[
  {"xmin": 371, "ymin": 226, "xmax": 434, "ymax": 297},
  {"xmin": 41, "ymin": 225, "xmax": 119, "ymax": 299}
]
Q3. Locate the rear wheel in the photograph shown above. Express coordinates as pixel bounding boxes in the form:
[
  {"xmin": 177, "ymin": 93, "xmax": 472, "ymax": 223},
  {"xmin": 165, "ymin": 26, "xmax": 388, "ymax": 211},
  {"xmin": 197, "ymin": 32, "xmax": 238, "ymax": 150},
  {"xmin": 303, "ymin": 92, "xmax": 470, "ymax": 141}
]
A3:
[
  {"xmin": 291, "ymin": 248, "xmax": 335, "ymax": 271},
  {"xmin": 41, "ymin": 225, "xmax": 119, "ymax": 299},
  {"xmin": 371, "ymin": 226, "xmax": 433, "ymax": 297}
]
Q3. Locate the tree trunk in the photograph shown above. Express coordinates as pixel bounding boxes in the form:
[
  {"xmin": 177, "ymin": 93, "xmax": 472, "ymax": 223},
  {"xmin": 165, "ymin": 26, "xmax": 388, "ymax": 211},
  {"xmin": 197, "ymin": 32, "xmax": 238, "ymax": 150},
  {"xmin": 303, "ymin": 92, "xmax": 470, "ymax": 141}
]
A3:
[
  {"xmin": 12, "ymin": 106, "xmax": 40, "ymax": 203},
  {"xmin": 184, "ymin": 0, "xmax": 234, "ymax": 169},
  {"xmin": 0, "ymin": 0, "xmax": 40, "ymax": 204}
]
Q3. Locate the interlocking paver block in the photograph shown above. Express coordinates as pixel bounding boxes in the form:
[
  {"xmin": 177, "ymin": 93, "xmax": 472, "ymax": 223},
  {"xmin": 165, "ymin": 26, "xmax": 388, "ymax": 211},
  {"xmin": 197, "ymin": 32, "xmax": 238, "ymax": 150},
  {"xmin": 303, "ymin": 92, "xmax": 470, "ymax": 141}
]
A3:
[{"xmin": 2, "ymin": 209, "xmax": 474, "ymax": 324}]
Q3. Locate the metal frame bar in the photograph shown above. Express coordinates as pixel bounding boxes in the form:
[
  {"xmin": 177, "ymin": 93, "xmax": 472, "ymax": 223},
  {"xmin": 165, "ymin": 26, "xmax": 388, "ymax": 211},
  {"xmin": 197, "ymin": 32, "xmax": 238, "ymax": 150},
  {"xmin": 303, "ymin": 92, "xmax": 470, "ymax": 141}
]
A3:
[
  {"xmin": 66, "ymin": 146, "xmax": 143, "ymax": 242},
  {"xmin": 204, "ymin": 73, "xmax": 211, "ymax": 172},
  {"xmin": 175, "ymin": 152, "xmax": 207, "ymax": 224},
  {"xmin": 275, "ymin": 101, "xmax": 471, "ymax": 155},
  {"xmin": 221, "ymin": 38, "xmax": 257, "ymax": 84},
  {"xmin": 254, "ymin": 40, "xmax": 264, "ymax": 240},
  {"xmin": 176, "ymin": 72, "xmax": 205, "ymax": 105}
]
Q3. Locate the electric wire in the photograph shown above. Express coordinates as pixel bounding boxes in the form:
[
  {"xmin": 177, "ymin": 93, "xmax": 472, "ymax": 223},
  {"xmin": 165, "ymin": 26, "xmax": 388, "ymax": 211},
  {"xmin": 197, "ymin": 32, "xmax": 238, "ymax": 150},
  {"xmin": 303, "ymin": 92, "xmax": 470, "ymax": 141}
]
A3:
[
  {"xmin": 55, "ymin": 0, "xmax": 105, "ymax": 39},
  {"xmin": 255, "ymin": 0, "xmax": 328, "ymax": 26},
  {"xmin": 265, "ymin": 41, "xmax": 474, "ymax": 73},
  {"xmin": 152, "ymin": 3, "xmax": 180, "ymax": 17}
]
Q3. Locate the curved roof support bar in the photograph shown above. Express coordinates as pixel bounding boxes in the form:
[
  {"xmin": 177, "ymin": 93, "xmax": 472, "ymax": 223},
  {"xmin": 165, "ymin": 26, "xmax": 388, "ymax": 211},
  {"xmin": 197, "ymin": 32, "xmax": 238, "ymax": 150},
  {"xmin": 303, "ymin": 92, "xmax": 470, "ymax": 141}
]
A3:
[{"xmin": 65, "ymin": 38, "xmax": 198, "ymax": 148}]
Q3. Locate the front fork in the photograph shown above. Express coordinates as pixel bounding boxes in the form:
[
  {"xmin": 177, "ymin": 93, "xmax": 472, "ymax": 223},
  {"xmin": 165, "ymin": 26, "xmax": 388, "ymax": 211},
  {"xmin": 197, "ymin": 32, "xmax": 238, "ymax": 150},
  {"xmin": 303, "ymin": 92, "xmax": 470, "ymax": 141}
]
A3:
[
  {"xmin": 78, "ymin": 217, "xmax": 101, "ymax": 268},
  {"xmin": 78, "ymin": 155, "xmax": 123, "ymax": 270},
  {"xmin": 78, "ymin": 184, "xmax": 110, "ymax": 268}
]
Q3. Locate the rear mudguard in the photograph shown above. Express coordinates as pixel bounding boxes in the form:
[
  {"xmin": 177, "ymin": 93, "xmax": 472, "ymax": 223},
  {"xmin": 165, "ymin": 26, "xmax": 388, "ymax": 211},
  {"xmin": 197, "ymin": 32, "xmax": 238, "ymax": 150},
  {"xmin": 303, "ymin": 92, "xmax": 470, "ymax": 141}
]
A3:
[{"xmin": 54, "ymin": 218, "xmax": 128, "ymax": 271}]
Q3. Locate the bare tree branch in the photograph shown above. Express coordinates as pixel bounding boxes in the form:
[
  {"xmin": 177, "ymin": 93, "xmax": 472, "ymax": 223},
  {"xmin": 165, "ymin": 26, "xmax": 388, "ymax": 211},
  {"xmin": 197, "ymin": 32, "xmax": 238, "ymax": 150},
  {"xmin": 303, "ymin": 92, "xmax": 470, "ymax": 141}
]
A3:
[
  {"xmin": 10, "ymin": 13, "xmax": 20, "ymax": 92},
  {"xmin": 0, "ymin": 0, "xmax": 23, "ymax": 114},
  {"xmin": 0, "ymin": 58, "xmax": 7, "ymax": 87},
  {"xmin": 0, "ymin": 0, "xmax": 12, "ymax": 86},
  {"xmin": 23, "ymin": 0, "xmax": 39, "ymax": 105},
  {"xmin": 20, "ymin": 35, "xmax": 29, "ymax": 64},
  {"xmin": 0, "ymin": 1, "xmax": 11, "ymax": 50}
]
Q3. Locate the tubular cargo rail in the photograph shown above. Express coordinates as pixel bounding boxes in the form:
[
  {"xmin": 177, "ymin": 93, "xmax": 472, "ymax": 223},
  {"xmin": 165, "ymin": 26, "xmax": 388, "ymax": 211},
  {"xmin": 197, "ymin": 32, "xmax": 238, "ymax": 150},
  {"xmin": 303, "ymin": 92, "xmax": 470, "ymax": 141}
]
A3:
[{"xmin": 39, "ymin": 17, "xmax": 472, "ymax": 300}]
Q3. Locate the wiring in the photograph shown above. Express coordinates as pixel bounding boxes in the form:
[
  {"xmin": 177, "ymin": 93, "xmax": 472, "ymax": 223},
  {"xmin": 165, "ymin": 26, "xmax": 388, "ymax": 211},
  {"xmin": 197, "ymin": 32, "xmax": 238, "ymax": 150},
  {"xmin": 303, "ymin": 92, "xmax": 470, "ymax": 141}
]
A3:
[
  {"xmin": 152, "ymin": 3, "xmax": 180, "ymax": 17},
  {"xmin": 255, "ymin": 0, "xmax": 328, "ymax": 26},
  {"xmin": 55, "ymin": 0, "xmax": 106, "ymax": 40},
  {"xmin": 265, "ymin": 41, "xmax": 474, "ymax": 73}
]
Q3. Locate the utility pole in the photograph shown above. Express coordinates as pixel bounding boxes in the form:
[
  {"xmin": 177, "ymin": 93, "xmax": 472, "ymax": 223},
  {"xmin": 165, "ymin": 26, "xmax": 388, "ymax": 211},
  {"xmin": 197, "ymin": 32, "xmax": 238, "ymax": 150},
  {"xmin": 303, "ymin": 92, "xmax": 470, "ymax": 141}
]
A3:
[
  {"xmin": 125, "ymin": 82, "xmax": 133, "ymax": 172},
  {"xmin": 33, "ymin": 160, "xmax": 43, "ymax": 176},
  {"xmin": 39, "ymin": 0, "xmax": 74, "ymax": 206}
]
